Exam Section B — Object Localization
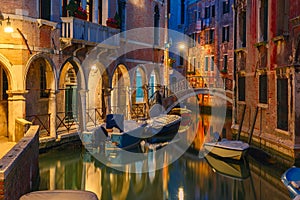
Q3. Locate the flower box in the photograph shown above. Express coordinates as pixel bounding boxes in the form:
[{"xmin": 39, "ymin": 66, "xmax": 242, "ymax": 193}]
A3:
[{"xmin": 106, "ymin": 18, "xmax": 120, "ymax": 29}]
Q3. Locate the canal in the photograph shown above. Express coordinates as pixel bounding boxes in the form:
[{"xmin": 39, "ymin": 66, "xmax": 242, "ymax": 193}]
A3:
[{"xmin": 38, "ymin": 110, "xmax": 292, "ymax": 200}]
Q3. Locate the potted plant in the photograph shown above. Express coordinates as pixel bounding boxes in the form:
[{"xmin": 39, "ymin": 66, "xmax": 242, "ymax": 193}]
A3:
[
  {"xmin": 66, "ymin": 0, "xmax": 88, "ymax": 20},
  {"xmin": 106, "ymin": 12, "xmax": 120, "ymax": 28},
  {"xmin": 168, "ymin": 57, "xmax": 176, "ymax": 67},
  {"xmin": 220, "ymin": 68, "xmax": 228, "ymax": 78}
]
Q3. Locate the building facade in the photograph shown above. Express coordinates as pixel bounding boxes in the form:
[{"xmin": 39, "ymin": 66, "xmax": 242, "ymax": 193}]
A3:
[
  {"xmin": 0, "ymin": 0, "xmax": 167, "ymax": 142},
  {"xmin": 184, "ymin": 0, "xmax": 234, "ymax": 104},
  {"xmin": 233, "ymin": 0, "xmax": 300, "ymax": 160}
]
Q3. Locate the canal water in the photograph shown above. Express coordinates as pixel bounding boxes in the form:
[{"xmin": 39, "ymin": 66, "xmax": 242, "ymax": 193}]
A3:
[{"xmin": 38, "ymin": 112, "xmax": 292, "ymax": 200}]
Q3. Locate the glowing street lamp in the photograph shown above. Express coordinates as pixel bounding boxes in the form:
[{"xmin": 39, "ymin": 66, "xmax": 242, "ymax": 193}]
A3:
[
  {"xmin": 4, "ymin": 17, "xmax": 13, "ymax": 33},
  {"xmin": 178, "ymin": 43, "xmax": 186, "ymax": 50},
  {"xmin": 0, "ymin": 16, "xmax": 13, "ymax": 33}
]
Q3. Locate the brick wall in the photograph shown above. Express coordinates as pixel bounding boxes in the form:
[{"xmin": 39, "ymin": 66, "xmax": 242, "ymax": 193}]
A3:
[{"xmin": 0, "ymin": 125, "xmax": 39, "ymax": 200}]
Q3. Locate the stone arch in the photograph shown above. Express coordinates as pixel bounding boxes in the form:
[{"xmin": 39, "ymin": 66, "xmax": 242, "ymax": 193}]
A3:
[
  {"xmin": 56, "ymin": 57, "xmax": 87, "ymax": 130},
  {"xmin": 24, "ymin": 53, "xmax": 57, "ymax": 136},
  {"xmin": 0, "ymin": 54, "xmax": 14, "ymax": 137},
  {"xmin": 58, "ymin": 57, "xmax": 86, "ymax": 91},
  {"xmin": 111, "ymin": 63, "xmax": 131, "ymax": 118},
  {"xmin": 25, "ymin": 53, "xmax": 57, "ymax": 91},
  {"xmin": 0, "ymin": 54, "xmax": 14, "ymax": 90},
  {"xmin": 86, "ymin": 61, "xmax": 109, "ymax": 124}
]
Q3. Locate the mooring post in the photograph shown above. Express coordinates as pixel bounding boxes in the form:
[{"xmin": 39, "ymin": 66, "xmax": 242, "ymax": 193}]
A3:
[
  {"xmin": 248, "ymin": 106, "xmax": 259, "ymax": 145},
  {"xmin": 237, "ymin": 104, "xmax": 246, "ymax": 140}
]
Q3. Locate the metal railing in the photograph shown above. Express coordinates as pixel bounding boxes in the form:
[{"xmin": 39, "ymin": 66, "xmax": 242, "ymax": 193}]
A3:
[
  {"xmin": 26, "ymin": 114, "xmax": 50, "ymax": 136},
  {"xmin": 56, "ymin": 111, "xmax": 79, "ymax": 134},
  {"xmin": 86, "ymin": 107, "xmax": 103, "ymax": 127}
]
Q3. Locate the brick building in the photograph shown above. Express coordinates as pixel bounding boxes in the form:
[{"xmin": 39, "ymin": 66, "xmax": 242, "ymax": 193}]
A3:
[
  {"xmin": 185, "ymin": 0, "xmax": 234, "ymax": 103},
  {"xmin": 233, "ymin": 0, "xmax": 300, "ymax": 160},
  {"xmin": 0, "ymin": 0, "xmax": 167, "ymax": 142}
]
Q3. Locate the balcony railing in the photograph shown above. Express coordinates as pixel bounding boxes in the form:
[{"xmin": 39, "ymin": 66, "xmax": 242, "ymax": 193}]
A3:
[{"xmin": 61, "ymin": 17, "xmax": 120, "ymax": 46}]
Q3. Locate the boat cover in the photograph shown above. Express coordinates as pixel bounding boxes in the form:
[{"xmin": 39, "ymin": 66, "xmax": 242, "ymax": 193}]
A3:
[{"xmin": 19, "ymin": 190, "xmax": 98, "ymax": 200}]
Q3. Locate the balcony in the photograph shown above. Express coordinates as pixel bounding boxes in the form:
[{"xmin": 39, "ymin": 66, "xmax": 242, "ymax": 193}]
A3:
[{"xmin": 60, "ymin": 17, "xmax": 120, "ymax": 49}]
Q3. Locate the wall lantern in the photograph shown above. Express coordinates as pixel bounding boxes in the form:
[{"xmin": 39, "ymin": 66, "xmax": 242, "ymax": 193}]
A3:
[{"xmin": 0, "ymin": 14, "xmax": 13, "ymax": 33}]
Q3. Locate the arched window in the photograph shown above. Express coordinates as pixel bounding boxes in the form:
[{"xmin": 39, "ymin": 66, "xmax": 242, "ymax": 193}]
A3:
[{"xmin": 136, "ymin": 69, "xmax": 144, "ymax": 103}]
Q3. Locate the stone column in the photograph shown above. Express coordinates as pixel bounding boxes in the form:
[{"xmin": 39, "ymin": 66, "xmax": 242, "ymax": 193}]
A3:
[
  {"xmin": 7, "ymin": 90, "xmax": 27, "ymax": 142},
  {"xmin": 48, "ymin": 90, "xmax": 57, "ymax": 138},
  {"xmin": 79, "ymin": 90, "xmax": 88, "ymax": 132}
]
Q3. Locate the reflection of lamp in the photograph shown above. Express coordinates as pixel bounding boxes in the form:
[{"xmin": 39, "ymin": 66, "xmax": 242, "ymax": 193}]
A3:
[{"xmin": 178, "ymin": 187, "xmax": 184, "ymax": 200}]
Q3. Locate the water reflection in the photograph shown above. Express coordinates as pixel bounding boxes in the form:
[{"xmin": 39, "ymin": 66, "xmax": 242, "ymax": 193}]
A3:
[
  {"xmin": 39, "ymin": 147, "xmax": 291, "ymax": 199},
  {"xmin": 38, "ymin": 113, "xmax": 291, "ymax": 199}
]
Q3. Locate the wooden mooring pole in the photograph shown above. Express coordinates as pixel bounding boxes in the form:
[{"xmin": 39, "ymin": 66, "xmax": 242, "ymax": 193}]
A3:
[
  {"xmin": 237, "ymin": 104, "xmax": 246, "ymax": 140},
  {"xmin": 248, "ymin": 106, "xmax": 259, "ymax": 145}
]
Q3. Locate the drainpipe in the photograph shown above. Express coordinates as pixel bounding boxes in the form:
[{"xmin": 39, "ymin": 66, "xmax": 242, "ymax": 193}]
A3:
[{"xmin": 232, "ymin": 1, "xmax": 238, "ymax": 126}]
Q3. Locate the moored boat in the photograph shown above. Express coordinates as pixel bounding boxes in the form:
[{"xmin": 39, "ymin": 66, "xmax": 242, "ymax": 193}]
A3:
[
  {"xmin": 281, "ymin": 166, "xmax": 300, "ymax": 198},
  {"xmin": 204, "ymin": 140, "xmax": 249, "ymax": 160},
  {"xmin": 104, "ymin": 120, "xmax": 146, "ymax": 151},
  {"xmin": 20, "ymin": 190, "xmax": 98, "ymax": 200},
  {"xmin": 92, "ymin": 114, "xmax": 146, "ymax": 151},
  {"xmin": 143, "ymin": 114, "xmax": 181, "ymax": 143}
]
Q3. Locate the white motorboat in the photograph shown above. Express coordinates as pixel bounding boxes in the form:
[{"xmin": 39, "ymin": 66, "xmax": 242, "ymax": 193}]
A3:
[
  {"xmin": 204, "ymin": 140, "xmax": 249, "ymax": 160},
  {"xmin": 20, "ymin": 190, "xmax": 98, "ymax": 200}
]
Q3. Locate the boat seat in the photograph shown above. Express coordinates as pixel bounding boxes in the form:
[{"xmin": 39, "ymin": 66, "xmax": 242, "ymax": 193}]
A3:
[{"xmin": 291, "ymin": 181, "xmax": 300, "ymax": 190}]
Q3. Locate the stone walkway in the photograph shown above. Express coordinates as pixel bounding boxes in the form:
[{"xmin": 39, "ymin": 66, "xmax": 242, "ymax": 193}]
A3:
[{"xmin": 0, "ymin": 136, "xmax": 16, "ymax": 159}]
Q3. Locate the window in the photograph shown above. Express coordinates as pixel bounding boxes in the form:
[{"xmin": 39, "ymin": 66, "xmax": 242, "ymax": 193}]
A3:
[
  {"xmin": 40, "ymin": 64, "xmax": 49, "ymax": 98},
  {"xmin": 1, "ymin": 69, "xmax": 8, "ymax": 100},
  {"xmin": 238, "ymin": 76, "xmax": 245, "ymax": 101},
  {"xmin": 198, "ymin": 34, "xmax": 201, "ymax": 44},
  {"xmin": 205, "ymin": 7, "xmax": 210, "ymax": 19},
  {"xmin": 223, "ymin": 55, "xmax": 228, "ymax": 71},
  {"xmin": 276, "ymin": 0, "xmax": 289, "ymax": 36},
  {"xmin": 222, "ymin": 26, "xmax": 230, "ymax": 42},
  {"xmin": 205, "ymin": 57, "xmax": 209, "ymax": 71},
  {"xmin": 259, "ymin": 74, "xmax": 268, "ymax": 104},
  {"xmin": 238, "ymin": 11, "xmax": 247, "ymax": 47},
  {"xmin": 194, "ymin": 11, "xmax": 197, "ymax": 23},
  {"xmin": 259, "ymin": 0, "xmax": 268, "ymax": 41},
  {"xmin": 198, "ymin": 11, "xmax": 201, "ymax": 20},
  {"xmin": 40, "ymin": 0, "xmax": 51, "ymax": 20},
  {"xmin": 62, "ymin": 0, "xmax": 68, "ymax": 17},
  {"xmin": 180, "ymin": 51, "xmax": 184, "ymax": 65},
  {"xmin": 223, "ymin": 1, "xmax": 230, "ymax": 14},
  {"xmin": 209, "ymin": 29, "xmax": 214, "ymax": 44},
  {"xmin": 211, "ymin": 5, "xmax": 215, "ymax": 17},
  {"xmin": 154, "ymin": 5, "xmax": 160, "ymax": 45},
  {"xmin": 190, "ymin": 33, "xmax": 196, "ymax": 47},
  {"xmin": 181, "ymin": 0, "xmax": 185, "ymax": 24},
  {"xmin": 87, "ymin": 0, "xmax": 93, "ymax": 22},
  {"xmin": 193, "ymin": 57, "xmax": 196, "ymax": 73},
  {"xmin": 205, "ymin": 29, "xmax": 214, "ymax": 44},
  {"xmin": 211, "ymin": 56, "xmax": 214, "ymax": 71},
  {"xmin": 277, "ymin": 78, "xmax": 288, "ymax": 131},
  {"xmin": 136, "ymin": 70, "xmax": 144, "ymax": 103}
]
